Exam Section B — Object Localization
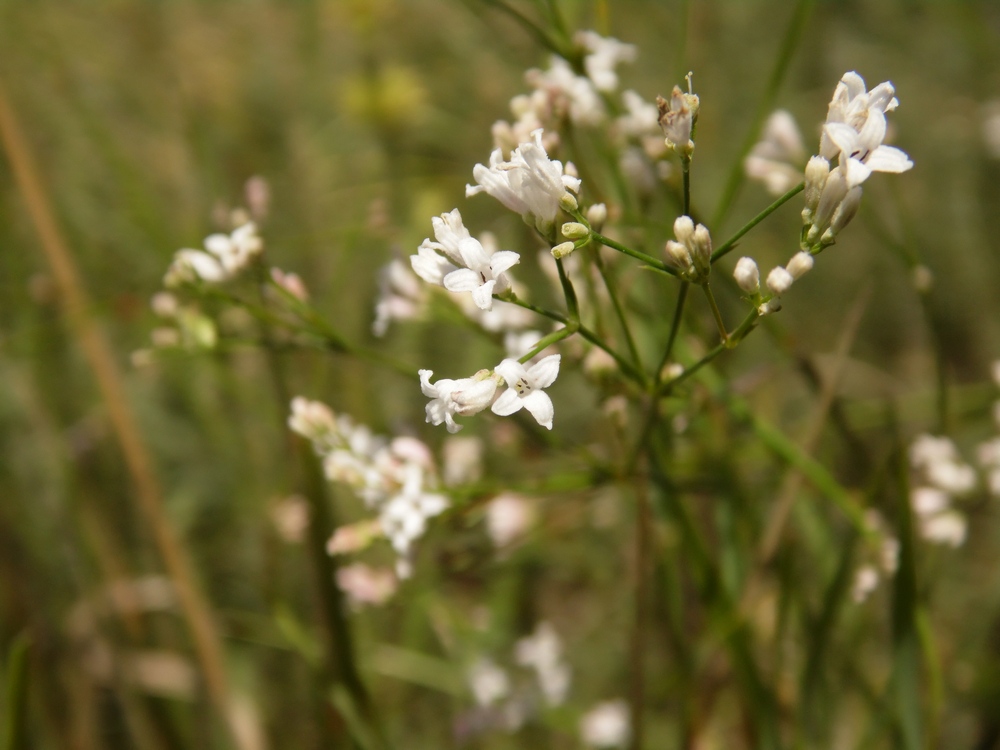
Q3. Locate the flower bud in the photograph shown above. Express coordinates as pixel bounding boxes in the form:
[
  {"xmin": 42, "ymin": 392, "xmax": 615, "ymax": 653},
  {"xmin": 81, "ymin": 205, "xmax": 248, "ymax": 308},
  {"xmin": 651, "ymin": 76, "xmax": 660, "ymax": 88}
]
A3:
[
  {"xmin": 664, "ymin": 240, "xmax": 693, "ymax": 274},
  {"xmin": 673, "ymin": 215, "xmax": 696, "ymax": 246},
  {"xmin": 803, "ymin": 156, "xmax": 830, "ymax": 215},
  {"xmin": 822, "ymin": 185, "xmax": 863, "ymax": 243},
  {"xmin": 785, "ymin": 251, "xmax": 814, "ymax": 280},
  {"xmin": 551, "ymin": 242, "xmax": 576, "ymax": 259},
  {"xmin": 690, "ymin": 223, "xmax": 713, "ymax": 272},
  {"xmin": 758, "ymin": 298, "xmax": 782, "ymax": 316},
  {"xmin": 807, "ymin": 167, "xmax": 848, "ymax": 244},
  {"xmin": 766, "ymin": 266, "xmax": 794, "ymax": 295},
  {"xmin": 561, "ymin": 222, "xmax": 590, "ymax": 240},
  {"xmin": 559, "ymin": 192, "xmax": 579, "ymax": 213},
  {"xmin": 733, "ymin": 257, "xmax": 760, "ymax": 294},
  {"xmin": 586, "ymin": 203, "xmax": 608, "ymax": 231}
]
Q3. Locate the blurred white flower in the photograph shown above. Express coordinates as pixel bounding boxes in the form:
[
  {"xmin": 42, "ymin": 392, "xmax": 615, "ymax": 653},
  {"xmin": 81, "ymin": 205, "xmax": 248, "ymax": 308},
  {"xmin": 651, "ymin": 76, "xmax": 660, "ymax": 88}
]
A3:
[
  {"xmin": 580, "ymin": 700, "xmax": 631, "ymax": 749},
  {"xmin": 336, "ymin": 564, "xmax": 397, "ymax": 608},
  {"xmin": 467, "ymin": 658, "xmax": 510, "ymax": 707},
  {"xmin": 485, "ymin": 493, "xmax": 536, "ymax": 549},
  {"xmin": 525, "ymin": 57, "xmax": 605, "ymax": 126},
  {"xmin": 270, "ymin": 495, "xmax": 309, "ymax": 544},
  {"xmin": 373, "ymin": 259, "xmax": 426, "ymax": 336},
  {"xmin": 515, "ymin": 622, "xmax": 571, "ymax": 706},
  {"xmin": 745, "ymin": 110, "xmax": 807, "ymax": 195},
  {"xmin": 442, "ymin": 436, "xmax": 484, "ymax": 487},
  {"xmin": 576, "ymin": 31, "xmax": 637, "ymax": 93}
]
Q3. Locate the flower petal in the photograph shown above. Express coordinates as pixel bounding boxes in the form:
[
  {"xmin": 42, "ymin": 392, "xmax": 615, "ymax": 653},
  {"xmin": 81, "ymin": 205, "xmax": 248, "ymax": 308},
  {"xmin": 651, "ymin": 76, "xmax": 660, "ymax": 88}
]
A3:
[
  {"xmin": 494, "ymin": 358, "xmax": 527, "ymax": 385},
  {"xmin": 491, "ymin": 388, "xmax": 524, "ymax": 417},
  {"xmin": 843, "ymin": 156, "xmax": 872, "ymax": 189},
  {"xmin": 526, "ymin": 354, "xmax": 561, "ymax": 390},
  {"xmin": 824, "ymin": 122, "xmax": 860, "ymax": 156},
  {"xmin": 443, "ymin": 268, "xmax": 483, "ymax": 293},
  {"xmin": 458, "ymin": 237, "xmax": 491, "ymax": 270},
  {"xmin": 865, "ymin": 145, "xmax": 913, "ymax": 174},
  {"xmin": 472, "ymin": 279, "xmax": 497, "ymax": 310},
  {"xmin": 489, "ymin": 250, "xmax": 521, "ymax": 277},
  {"xmin": 520, "ymin": 390, "xmax": 554, "ymax": 430}
]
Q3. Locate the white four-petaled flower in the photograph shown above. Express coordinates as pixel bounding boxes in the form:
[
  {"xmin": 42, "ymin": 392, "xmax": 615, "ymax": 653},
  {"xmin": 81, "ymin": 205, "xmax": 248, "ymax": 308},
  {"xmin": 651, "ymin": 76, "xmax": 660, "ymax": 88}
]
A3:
[
  {"xmin": 492, "ymin": 355, "xmax": 561, "ymax": 430},
  {"xmin": 419, "ymin": 370, "xmax": 499, "ymax": 433}
]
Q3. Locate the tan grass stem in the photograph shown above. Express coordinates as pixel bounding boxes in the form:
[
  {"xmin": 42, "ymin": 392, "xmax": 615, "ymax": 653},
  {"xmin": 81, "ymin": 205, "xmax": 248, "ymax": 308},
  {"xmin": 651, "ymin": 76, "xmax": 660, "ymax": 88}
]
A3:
[{"xmin": 0, "ymin": 78, "xmax": 246, "ymax": 749}]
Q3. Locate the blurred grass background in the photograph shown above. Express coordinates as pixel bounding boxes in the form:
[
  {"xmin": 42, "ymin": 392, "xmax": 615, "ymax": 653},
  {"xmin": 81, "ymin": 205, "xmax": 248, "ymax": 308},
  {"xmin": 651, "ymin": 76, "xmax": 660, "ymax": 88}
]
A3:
[{"xmin": 2, "ymin": 0, "xmax": 1000, "ymax": 747}]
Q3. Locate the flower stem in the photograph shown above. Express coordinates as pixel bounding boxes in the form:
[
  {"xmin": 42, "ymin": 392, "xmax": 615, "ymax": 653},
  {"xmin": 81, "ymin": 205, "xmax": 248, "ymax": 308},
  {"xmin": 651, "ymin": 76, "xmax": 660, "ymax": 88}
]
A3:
[
  {"xmin": 592, "ymin": 231, "xmax": 679, "ymax": 276},
  {"xmin": 518, "ymin": 323, "xmax": 578, "ymax": 364},
  {"xmin": 701, "ymin": 281, "xmax": 729, "ymax": 343},
  {"xmin": 657, "ymin": 308, "xmax": 759, "ymax": 397},
  {"xmin": 656, "ymin": 282, "xmax": 689, "ymax": 378},
  {"xmin": 711, "ymin": 182, "xmax": 804, "ymax": 263},
  {"xmin": 681, "ymin": 155, "xmax": 692, "ymax": 216},
  {"xmin": 593, "ymin": 251, "xmax": 644, "ymax": 371}
]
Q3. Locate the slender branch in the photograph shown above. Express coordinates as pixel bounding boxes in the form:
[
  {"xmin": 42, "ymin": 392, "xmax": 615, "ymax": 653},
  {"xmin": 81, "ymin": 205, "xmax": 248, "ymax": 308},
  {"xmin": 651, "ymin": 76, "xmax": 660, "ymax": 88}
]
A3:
[
  {"xmin": 518, "ymin": 323, "xmax": 577, "ymax": 364},
  {"xmin": 657, "ymin": 282, "xmax": 689, "ymax": 377},
  {"xmin": 711, "ymin": 182, "xmax": 804, "ymax": 263},
  {"xmin": 701, "ymin": 281, "xmax": 729, "ymax": 343},
  {"xmin": 593, "ymin": 252, "xmax": 644, "ymax": 371},
  {"xmin": 592, "ymin": 231, "xmax": 679, "ymax": 276}
]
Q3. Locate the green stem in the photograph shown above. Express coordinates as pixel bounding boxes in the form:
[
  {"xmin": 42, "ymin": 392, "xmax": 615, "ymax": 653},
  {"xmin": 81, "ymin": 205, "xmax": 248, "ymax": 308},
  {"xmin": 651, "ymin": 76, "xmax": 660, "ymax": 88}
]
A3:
[
  {"xmin": 681, "ymin": 155, "xmax": 692, "ymax": 216},
  {"xmin": 593, "ymin": 251, "xmax": 644, "ymax": 371},
  {"xmin": 657, "ymin": 309, "xmax": 759, "ymax": 397},
  {"xmin": 702, "ymin": 281, "xmax": 729, "ymax": 343},
  {"xmin": 472, "ymin": 0, "xmax": 567, "ymax": 57},
  {"xmin": 592, "ymin": 231, "xmax": 678, "ymax": 276},
  {"xmin": 711, "ymin": 182, "xmax": 804, "ymax": 263},
  {"xmin": 555, "ymin": 257, "xmax": 580, "ymax": 320},
  {"xmin": 711, "ymin": 0, "xmax": 814, "ymax": 227},
  {"xmin": 518, "ymin": 323, "xmax": 578, "ymax": 364},
  {"xmin": 657, "ymin": 282, "xmax": 689, "ymax": 377}
]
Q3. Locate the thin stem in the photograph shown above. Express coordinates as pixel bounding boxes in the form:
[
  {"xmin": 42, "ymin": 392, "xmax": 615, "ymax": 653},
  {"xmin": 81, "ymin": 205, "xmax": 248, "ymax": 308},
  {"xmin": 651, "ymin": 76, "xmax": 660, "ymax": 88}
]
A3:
[
  {"xmin": 592, "ymin": 231, "xmax": 679, "ymax": 276},
  {"xmin": 555, "ymin": 257, "xmax": 580, "ymax": 320},
  {"xmin": 711, "ymin": 182, "xmax": 804, "ymax": 263},
  {"xmin": 701, "ymin": 281, "xmax": 729, "ymax": 343},
  {"xmin": 657, "ymin": 309, "xmax": 759, "ymax": 397},
  {"xmin": 711, "ymin": 0, "xmax": 814, "ymax": 227},
  {"xmin": 681, "ymin": 155, "xmax": 692, "ymax": 216},
  {"xmin": 518, "ymin": 323, "xmax": 577, "ymax": 364},
  {"xmin": 657, "ymin": 283, "xmax": 689, "ymax": 377},
  {"xmin": 593, "ymin": 252, "xmax": 644, "ymax": 371},
  {"xmin": 471, "ymin": 0, "xmax": 567, "ymax": 57}
]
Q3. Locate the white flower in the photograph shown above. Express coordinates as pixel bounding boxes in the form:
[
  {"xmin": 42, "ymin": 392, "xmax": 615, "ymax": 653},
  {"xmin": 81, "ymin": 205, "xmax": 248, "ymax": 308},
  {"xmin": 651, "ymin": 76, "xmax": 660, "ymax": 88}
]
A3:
[
  {"xmin": 576, "ymin": 31, "xmax": 637, "ymax": 93},
  {"xmin": 467, "ymin": 129, "xmax": 581, "ymax": 231},
  {"xmin": 467, "ymin": 658, "xmax": 510, "ymax": 707},
  {"xmin": 851, "ymin": 565, "xmax": 880, "ymax": 603},
  {"xmin": 515, "ymin": 622, "xmax": 571, "ymax": 706},
  {"xmin": 410, "ymin": 240, "xmax": 458, "ymax": 286},
  {"xmin": 745, "ymin": 110, "xmax": 807, "ymax": 195},
  {"xmin": 442, "ymin": 436, "xmax": 484, "ymax": 487},
  {"xmin": 580, "ymin": 700, "xmax": 631, "ymax": 749},
  {"xmin": 288, "ymin": 397, "xmax": 337, "ymax": 443},
  {"xmin": 373, "ymin": 259, "xmax": 427, "ymax": 336},
  {"xmin": 379, "ymin": 465, "xmax": 449, "ymax": 555},
  {"xmin": 819, "ymin": 72, "xmax": 912, "ymax": 188},
  {"xmin": 766, "ymin": 267, "xmax": 794, "ymax": 295},
  {"xmin": 427, "ymin": 209, "xmax": 471, "ymax": 264},
  {"xmin": 419, "ymin": 369, "xmax": 499, "ymax": 433},
  {"xmin": 442, "ymin": 237, "xmax": 520, "ymax": 311},
  {"xmin": 486, "ymin": 493, "xmax": 536, "ymax": 549},
  {"xmin": 919, "ymin": 510, "xmax": 967, "ymax": 548},
  {"xmin": 336, "ymin": 564, "xmax": 397, "ymax": 608},
  {"xmin": 492, "ymin": 355, "xmax": 561, "ymax": 430},
  {"xmin": 204, "ymin": 222, "xmax": 263, "ymax": 273},
  {"xmin": 525, "ymin": 57, "xmax": 606, "ymax": 126},
  {"xmin": 164, "ymin": 249, "xmax": 227, "ymax": 287}
]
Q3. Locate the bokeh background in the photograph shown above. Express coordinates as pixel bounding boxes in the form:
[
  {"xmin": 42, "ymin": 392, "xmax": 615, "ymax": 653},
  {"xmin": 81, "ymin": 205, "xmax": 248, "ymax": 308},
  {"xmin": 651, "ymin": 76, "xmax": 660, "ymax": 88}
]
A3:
[{"xmin": 2, "ymin": 0, "xmax": 1000, "ymax": 747}]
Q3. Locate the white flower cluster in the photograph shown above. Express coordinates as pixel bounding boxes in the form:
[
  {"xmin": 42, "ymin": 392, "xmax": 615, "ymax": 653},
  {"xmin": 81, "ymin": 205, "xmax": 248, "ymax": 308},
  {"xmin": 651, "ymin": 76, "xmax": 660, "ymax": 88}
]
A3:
[
  {"xmin": 735, "ymin": 72, "xmax": 912, "ymax": 316},
  {"xmin": 664, "ymin": 215, "xmax": 712, "ymax": 282},
  {"xmin": 420, "ymin": 354, "xmax": 561, "ymax": 433},
  {"xmin": 288, "ymin": 397, "xmax": 448, "ymax": 572},
  {"xmin": 909, "ymin": 434, "xmax": 975, "ymax": 547},
  {"xmin": 493, "ymin": 31, "xmax": 636, "ymax": 150},
  {"xmin": 802, "ymin": 72, "xmax": 913, "ymax": 251},
  {"xmin": 164, "ymin": 222, "xmax": 263, "ymax": 287}
]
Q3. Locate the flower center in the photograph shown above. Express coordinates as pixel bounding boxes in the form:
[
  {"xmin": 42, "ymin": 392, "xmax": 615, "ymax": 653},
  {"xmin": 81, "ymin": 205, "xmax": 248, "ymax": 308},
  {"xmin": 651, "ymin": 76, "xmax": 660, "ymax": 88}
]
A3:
[{"xmin": 514, "ymin": 377, "xmax": 532, "ymax": 395}]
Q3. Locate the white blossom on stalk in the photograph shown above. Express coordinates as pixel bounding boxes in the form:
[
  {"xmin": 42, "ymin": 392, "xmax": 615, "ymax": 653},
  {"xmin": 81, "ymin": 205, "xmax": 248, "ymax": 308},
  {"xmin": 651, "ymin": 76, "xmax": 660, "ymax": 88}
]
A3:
[
  {"xmin": 419, "ymin": 369, "xmax": 499, "ymax": 433},
  {"xmin": 745, "ymin": 110, "xmax": 807, "ymax": 195},
  {"xmin": 492, "ymin": 355, "xmax": 561, "ymax": 430},
  {"xmin": 442, "ymin": 237, "xmax": 520, "ymax": 311},
  {"xmin": 467, "ymin": 658, "xmax": 511, "ymax": 707},
  {"xmin": 204, "ymin": 222, "xmax": 264, "ymax": 274},
  {"xmin": 580, "ymin": 700, "xmax": 631, "ymax": 749},
  {"xmin": 576, "ymin": 31, "xmax": 637, "ymax": 93},
  {"xmin": 819, "ymin": 72, "xmax": 912, "ymax": 188},
  {"xmin": 411, "ymin": 240, "xmax": 459, "ymax": 286},
  {"xmin": 467, "ymin": 130, "xmax": 582, "ymax": 232}
]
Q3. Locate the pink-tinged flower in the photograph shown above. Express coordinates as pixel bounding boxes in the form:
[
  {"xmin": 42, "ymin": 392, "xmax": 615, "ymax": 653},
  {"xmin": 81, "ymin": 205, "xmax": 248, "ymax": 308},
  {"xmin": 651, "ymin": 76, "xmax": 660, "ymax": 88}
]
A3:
[{"xmin": 491, "ymin": 355, "xmax": 561, "ymax": 430}]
